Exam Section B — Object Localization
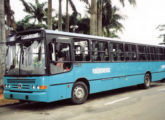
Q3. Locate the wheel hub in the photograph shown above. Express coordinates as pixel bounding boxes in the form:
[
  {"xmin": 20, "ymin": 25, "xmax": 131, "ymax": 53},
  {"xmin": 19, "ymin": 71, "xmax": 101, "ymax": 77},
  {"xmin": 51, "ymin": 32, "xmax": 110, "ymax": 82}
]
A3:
[
  {"xmin": 145, "ymin": 75, "xmax": 150, "ymax": 86},
  {"xmin": 73, "ymin": 86, "xmax": 85, "ymax": 99}
]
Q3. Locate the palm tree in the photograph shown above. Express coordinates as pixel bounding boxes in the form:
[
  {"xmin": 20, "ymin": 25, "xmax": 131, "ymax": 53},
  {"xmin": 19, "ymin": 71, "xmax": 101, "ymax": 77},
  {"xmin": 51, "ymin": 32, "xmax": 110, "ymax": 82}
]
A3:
[
  {"xmin": 90, "ymin": 0, "xmax": 97, "ymax": 35},
  {"xmin": 20, "ymin": 0, "xmax": 47, "ymax": 25},
  {"xmin": 58, "ymin": 0, "xmax": 62, "ymax": 31},
  {"xmin": 0, "ymin": 0, "xmax": 6, "ymax": 86},
  {"xmin": 65, "ymin": 0, "xmax": 80, "ymax": 32},
  {"xmin": 156, "ymin": 25, "xmax": 165, "ymax": 45},
  {"xmin": 65, "ymin": 0, "xmax": 69, "ymax": 31},
  {"xmin": 5, "ymin": 0, "xmax": 17, "ymax": 32},
  {"xmin": 48, "ymin": 0, "xmax": 52, "ymax": 29},
  {"xmin": 103, "ymin": 6, "xmax": 125, "ymax": 37},
  {"xmin": 16, "ymin": 16, "xmax": 47, "ymax": 31},
  {"xmin": 97, "ymin": 0, "xmax": 102, "ymax": 36},
  {"xmin": 97, "ymin": 0, "xmax": 136, "ymax": 36},
  {"xmin": 119, "ymin": 0, "xmax": 136, "ymax": 7}
]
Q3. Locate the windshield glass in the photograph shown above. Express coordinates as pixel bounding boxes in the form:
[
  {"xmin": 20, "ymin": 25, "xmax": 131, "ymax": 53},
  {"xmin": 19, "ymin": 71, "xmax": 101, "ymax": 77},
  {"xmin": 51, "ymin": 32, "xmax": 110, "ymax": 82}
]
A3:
[{"xmin": 5, "ymin": 40, "xmax": 45, "ymax": 75}]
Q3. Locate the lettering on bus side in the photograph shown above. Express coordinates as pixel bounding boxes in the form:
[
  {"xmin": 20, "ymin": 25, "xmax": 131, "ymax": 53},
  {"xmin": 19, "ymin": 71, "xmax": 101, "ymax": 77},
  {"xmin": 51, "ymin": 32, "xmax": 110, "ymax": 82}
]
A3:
[{"xmin": 92, "ymin": 68, "xmax": 111, "ymax": 74}]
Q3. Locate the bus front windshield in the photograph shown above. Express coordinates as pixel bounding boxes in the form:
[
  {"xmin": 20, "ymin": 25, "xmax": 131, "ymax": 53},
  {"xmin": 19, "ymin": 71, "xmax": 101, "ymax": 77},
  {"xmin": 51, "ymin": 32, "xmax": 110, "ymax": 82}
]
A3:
[{"xmin": 5, "ymin": 40, "xmax": 46, "ymax": 75}]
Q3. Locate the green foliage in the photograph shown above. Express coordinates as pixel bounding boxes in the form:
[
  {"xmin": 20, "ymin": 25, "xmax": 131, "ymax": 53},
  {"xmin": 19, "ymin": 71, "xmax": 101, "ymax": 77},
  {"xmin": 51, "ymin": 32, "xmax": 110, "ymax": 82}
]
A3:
[
  {"xmin": 16, "ymin": 0, "xmax": 135, "ymax": 38},
  {"xmin": 20, "ymin": 0, "xmax": 47, "ymax": 24},
  {"xmin": 17, "ymin": 0, "xmax": 55, "ymax": 31},
  {"xmin": 16, "ymin": 16, "xmax": 47, "ymax": 31},
  {"xmin": 157, "ymin": 24, "xmax": 165, "ymax": 45}
]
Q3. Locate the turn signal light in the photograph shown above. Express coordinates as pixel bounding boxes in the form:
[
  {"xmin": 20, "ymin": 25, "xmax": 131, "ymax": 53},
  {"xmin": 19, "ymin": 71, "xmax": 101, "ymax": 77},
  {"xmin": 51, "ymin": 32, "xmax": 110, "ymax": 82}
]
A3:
[{"xmin": 40, "ymin": 85, "xmax": 47, "ymax": 90}]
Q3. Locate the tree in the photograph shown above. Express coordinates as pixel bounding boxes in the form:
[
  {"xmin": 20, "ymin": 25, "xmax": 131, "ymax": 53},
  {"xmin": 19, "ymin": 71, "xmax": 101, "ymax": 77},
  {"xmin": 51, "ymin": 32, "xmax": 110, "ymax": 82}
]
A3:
[
  {"xmin": 0, "ymin": 0, "xmax": 6, "ymax": 86},
  {"xmin": 16, "ymin": 16, "xmax": 47, "ymax": 31},
  {"xmin": 119, "ymin": 0, "xmax": 136, "ymax": 7},
  {"xmin": 97, "ymin": 0, "xmax": 102, "ymax": 36},
  {"xmin": 90, "ymin": 0, "xmax": 97, "ymax": 35},
  {"xmin": 156, "ymin": 24, "xmax": 165, "ymax": 45},
  {"xmin": 20, "ymin": 0, "xmax": 47, "ymax": 25},
  {"xmin": 65, "ymin": 0, "xmax": 69, "ymax": 31},
  {"xmin": 103, "ymin": 6, "xmax": 124, "ymax": 37},
  {"xmin": 58, "ymin": 0, "xmax": 62, "ymax": 31},
  {"xmin": 48, "ymin": 0, "xmax": 52, "ymax": 29},
  {"xmin": 5, "ymin": 0, "xmax": 17, "ymax": 32}
]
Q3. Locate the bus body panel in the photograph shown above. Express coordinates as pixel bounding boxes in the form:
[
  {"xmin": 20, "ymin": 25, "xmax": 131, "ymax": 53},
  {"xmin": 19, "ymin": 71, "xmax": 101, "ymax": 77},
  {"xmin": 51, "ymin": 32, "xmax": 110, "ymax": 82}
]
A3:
[{"xmin": 4, "ymin": 61, "xmax": 165, "ymax": 102}]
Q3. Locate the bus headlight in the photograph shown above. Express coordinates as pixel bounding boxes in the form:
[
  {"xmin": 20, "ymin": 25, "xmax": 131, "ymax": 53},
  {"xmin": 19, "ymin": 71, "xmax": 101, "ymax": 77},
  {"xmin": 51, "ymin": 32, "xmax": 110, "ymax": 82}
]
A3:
[
  {"xmin": 36, "ymin": 85, "xmax": 40, "ymax": 90},
  {"xmin": 32, "ymin": 85, "xmax": 35, "ymax": 89}
]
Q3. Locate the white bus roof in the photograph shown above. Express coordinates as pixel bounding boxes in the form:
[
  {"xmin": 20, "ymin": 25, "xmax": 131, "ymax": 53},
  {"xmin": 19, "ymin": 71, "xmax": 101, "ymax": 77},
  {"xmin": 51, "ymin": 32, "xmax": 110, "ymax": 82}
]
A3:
[{"xmin": 45, "ymin": 29, "xmax": 165, "ymax": 47}]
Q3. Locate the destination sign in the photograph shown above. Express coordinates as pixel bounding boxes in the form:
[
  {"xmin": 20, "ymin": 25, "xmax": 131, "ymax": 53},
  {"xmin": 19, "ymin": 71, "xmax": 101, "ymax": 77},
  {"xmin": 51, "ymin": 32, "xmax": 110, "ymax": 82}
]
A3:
[{"xmin": 21, "ymin": 33, "xmax": 41, "ymax": 40}]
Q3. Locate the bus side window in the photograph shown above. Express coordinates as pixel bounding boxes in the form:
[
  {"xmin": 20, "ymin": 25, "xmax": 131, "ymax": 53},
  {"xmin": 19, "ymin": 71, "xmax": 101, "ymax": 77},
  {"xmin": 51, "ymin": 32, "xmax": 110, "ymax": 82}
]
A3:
[
  {"xmin": 131, "ymin": 45, "xmax": 137, "ymax": 61},
  {"xmin": 157, "ymin": 47, "xmax": 164, "ymax": 60},
  {"xmin": 146, "ymin": 46, "xmax": 150, "ymax": 61},
  {"xmin": 74, "ymin": 39, "xmax": 90, "ymax": 61},
  {"xmin": 138, "ymin": 45, "xmax": 147, "ymax": 61},
  {"xmin": 160, "ymin": 48, "xmax": 164, "ymax": 60},
  {"xmin": 118, "ymin": 43, "xmax": 124, "ymax": 61},
  {"xmin": 92, "ymin": 41, "xmax": 109, "ymax": 62},
  {"xmin": 110, "ymin": 42, "xmax": 117, "ymax": 62},
  {"xmin": 98, "ymin": 41, "xmax": 109, "ymax": 61},
  {"xmin": 125, "ymin": 44, "xmax": 130, "ymax": 61}
]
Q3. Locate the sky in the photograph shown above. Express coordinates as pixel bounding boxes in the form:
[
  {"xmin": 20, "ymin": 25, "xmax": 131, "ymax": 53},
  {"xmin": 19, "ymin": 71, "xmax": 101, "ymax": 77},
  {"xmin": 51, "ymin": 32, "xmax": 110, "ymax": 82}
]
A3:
[{"xmin": 10, "ymin": 0, "xmax": 165, "ymax": 45}]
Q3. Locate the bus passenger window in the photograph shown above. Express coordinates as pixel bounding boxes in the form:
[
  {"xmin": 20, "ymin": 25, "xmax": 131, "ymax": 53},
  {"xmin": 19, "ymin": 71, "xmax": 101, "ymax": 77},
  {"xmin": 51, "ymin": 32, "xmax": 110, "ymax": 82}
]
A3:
[
  {"xmin": 49, "ymin": 42, "xmax": 72, "ymax": 74},
  {"xmin": 74, "ymin": 39, "xmax": 90, "ymax": 61},
  {"xmin": 124, "ymin": 44, "xmax": 137, "ymax": 61},
  {"xmin": 138, "ymin": 46, "xmax": 147, "ymax": 61},
  {"xmin": 149, "ymin": 47, "xmax": 156, "ymax": 61},
  {"xmin": 92, "ymin": 41, "xmax": 109, "ymax": 61}
]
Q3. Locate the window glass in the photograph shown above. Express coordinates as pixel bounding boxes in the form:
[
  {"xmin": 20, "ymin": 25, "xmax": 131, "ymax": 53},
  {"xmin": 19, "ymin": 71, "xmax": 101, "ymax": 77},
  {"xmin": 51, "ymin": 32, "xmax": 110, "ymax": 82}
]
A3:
[
  {"xmin": 138, "ymin": 45, "xmax": 147, "ymax": 61},
  {"xmin": 49, "ymin": 41, "xmax": 72, "ymax": 74},
  {"xmin": 124, "ymin": 44, "xmax": 137, "ymax": 61},
  {"xmin": 149, "ymin": 47, "xmax": 156, "ymax": 60},
  {"xmin": 110, "ymin": 42, "xmax": 124, "ymax": 61},
  {"xmin": 74, "ymin": 40, "xmax": 90, "ymax": 61},
  {"xmin": 92, "ymin": 41, "xmax": 109, "ymax": 61},
  {"xmin": 6, "ymin": 40, "xmax": 46, "ymax": 75}
]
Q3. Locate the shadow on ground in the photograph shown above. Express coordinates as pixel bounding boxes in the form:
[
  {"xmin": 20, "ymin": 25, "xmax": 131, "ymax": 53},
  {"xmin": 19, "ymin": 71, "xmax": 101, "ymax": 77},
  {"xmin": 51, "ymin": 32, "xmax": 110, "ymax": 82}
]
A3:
[{"xmin": 7, "ymin": 81, "xmax": 163, "ymax": 111}]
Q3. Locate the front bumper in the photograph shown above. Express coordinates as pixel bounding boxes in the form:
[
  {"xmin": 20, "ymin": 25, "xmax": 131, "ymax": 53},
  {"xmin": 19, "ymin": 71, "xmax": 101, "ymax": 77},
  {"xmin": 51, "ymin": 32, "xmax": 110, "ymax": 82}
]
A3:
[{"xmin": 4, "ymin": 90, "xmax": 49, "ymax": 102}]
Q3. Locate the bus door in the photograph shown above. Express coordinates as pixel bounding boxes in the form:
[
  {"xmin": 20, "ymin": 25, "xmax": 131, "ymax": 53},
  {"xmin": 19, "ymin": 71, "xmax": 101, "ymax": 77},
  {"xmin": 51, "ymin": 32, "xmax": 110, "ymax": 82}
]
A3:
[{"xmin": 48, "ymin": 37, "xmax": 73, "ymax": 100}]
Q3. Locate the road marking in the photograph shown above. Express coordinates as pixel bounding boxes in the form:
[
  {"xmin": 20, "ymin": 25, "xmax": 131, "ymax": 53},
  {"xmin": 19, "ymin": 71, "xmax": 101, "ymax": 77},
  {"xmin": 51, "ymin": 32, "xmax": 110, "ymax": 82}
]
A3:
[
  {"xmin": 104, "ymin": 97, "xmax": 130, "ymax": 106},
  {"xmin": 157, "ymin": 88, "xmax": 165, "ymax": 91}
]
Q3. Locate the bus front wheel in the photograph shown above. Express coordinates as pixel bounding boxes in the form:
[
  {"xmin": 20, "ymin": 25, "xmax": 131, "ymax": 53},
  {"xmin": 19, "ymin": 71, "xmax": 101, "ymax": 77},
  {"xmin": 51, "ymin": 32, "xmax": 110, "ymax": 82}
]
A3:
[
  {"xmin": 143, "ymin": 73, "xmax": 151, "ymax": 89},
  {"xmin": 71, "ymin": 81, "xmax": 88, "ymax": 104}
]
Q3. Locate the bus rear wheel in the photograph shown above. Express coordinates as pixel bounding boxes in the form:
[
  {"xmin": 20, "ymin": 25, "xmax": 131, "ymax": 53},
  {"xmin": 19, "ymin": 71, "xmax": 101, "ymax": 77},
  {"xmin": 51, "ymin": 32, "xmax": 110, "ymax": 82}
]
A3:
[
  {"xmin": 71, "ymin": 81, "xmax": 88, "ymax": 104},
  {"xmin": 143, "ymin": 73, "xmax": 151, "ymax": 89}
]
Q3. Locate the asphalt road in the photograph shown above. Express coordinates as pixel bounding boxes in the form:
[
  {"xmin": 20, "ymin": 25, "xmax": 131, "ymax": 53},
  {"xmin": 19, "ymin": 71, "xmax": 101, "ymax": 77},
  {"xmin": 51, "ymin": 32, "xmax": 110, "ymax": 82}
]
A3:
[{"xmin": 1, "ymin": 81, "xmax": 165, "ymax": 120}]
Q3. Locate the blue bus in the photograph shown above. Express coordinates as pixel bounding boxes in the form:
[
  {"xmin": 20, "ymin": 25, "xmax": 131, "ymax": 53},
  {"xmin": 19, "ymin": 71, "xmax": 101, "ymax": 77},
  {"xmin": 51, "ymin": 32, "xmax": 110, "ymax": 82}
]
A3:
[{"xmin": 4, "ymin": 29, "xmax": 165, "ymax": 104}]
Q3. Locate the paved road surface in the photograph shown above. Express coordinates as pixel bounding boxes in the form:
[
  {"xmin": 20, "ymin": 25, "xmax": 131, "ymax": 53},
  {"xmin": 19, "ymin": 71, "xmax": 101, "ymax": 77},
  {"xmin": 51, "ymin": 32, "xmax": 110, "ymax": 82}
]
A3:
[{"xmin": 1, "ymin": 82, "xmax": 165, "ymax": 120}]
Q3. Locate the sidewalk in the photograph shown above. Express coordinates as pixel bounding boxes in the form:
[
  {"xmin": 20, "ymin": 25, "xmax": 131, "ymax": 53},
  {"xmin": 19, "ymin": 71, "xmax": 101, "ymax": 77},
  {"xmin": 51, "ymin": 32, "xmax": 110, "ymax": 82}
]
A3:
[{"xmin": 0, "ymin": 87, "xmax": 19, "ymax": 107}]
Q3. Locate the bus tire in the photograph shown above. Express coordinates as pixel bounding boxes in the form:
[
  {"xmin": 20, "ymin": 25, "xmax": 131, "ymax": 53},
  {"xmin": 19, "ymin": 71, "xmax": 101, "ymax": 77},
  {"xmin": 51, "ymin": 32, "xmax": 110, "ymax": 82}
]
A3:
[
  {"xmin": 71, "ymin": 81, "xmax": 88, "ymax": 104},
  {"xmin": 143, "ymin": 73, "xmax": 151, "ymax": 89}
]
